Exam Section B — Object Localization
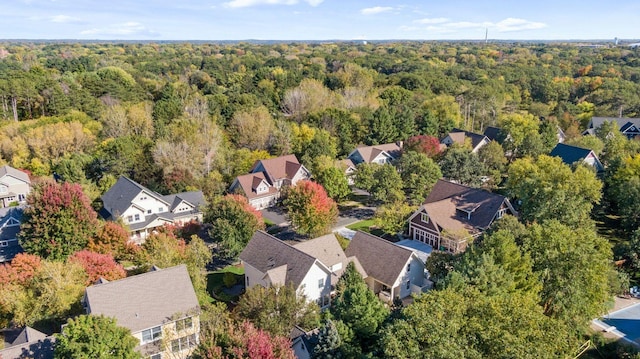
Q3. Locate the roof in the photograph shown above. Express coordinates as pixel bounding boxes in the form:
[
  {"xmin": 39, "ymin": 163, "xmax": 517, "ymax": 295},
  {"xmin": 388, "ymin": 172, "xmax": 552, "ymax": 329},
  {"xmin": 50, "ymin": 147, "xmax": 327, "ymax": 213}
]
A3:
[
  {"xmin": 162, "ymin": 191, "xmax": 205, "ymax": 211},
  {"xmin": 0, "ymin": 165, "xmax": 30, "ymax": 184},
  {"xmin": 345, "ymin": 231, "xmax": 414, "ymax": 287},
  {"xmin": 349, "ymin": 142, "xmax": 402, "ymax": 164},
  {"xmin": 239, "ymin": 231, "xmax": 320, "ymax": 289},
  {"xmin": 549, "ymin": 143, "xmax": 595, "ymax": 166},
  {"xmin": 446, "ymin": 128, "xmax": 488, "ymax": 150},
  {"xmin": 420, "ymin": 179, "xmax": 510, "ymax": 233},
  {"xmin": 0, "ymin": 206, "xmax": 24, "ymax": 262},
  {"xmin": 84, "ymin": 264, "xmax": 199, "ymax": 333},
  {"xmin": 231, "ymin": 173, "xmax": 278, "ymax": 200},
  {"xmin": 294, "ymin": 234, "xmax": 348, "ymax": 271},
  {"xmin": 0, "ymin": 327, "xmax": 53, "ymax": 359},
  {"xmin": 483, "ymin": 127, "xmax": 502, "ymax": 142},
  {"xmin": 251, "ymin": 155, "xmax": 305, "ymax": 183},
  {"xmin": 341, "ymin": 158, "xmax": 356, "ymax": 170},
  {"xmin": 588, "ymin": 117, "xmax": 640, "ymax": 130}
]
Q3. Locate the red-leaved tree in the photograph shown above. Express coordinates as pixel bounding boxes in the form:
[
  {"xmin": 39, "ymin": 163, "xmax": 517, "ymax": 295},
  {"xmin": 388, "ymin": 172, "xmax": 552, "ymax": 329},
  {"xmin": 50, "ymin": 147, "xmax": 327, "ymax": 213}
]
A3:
[
  {"xmin": 89, "ymin": 221, "xmax": 138, "ymax": 261},
  {"xmin": 283, "ymin": 181, "xmax": 338, "ymax": 237},
  {"xmin": 69, "ymin": 250, "xmax": 126, "ymax": 284},
  {"xmin": 405, "ymin": 134, "xmax": 442, "ymax": 158},
  {"xmin": 0, "ymin": 253, "xmax": 42, "ymax": 285},
  {"xmin": 19, "ymin": 181, "xmax": 99, "ymax": 261}
]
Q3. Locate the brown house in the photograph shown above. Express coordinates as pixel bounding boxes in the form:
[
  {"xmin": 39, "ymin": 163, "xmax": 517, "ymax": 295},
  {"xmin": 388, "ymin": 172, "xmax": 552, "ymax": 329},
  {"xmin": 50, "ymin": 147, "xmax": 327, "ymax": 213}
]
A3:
[{"xmin": 408, "ymin": 180, "xmax": 516, "ymax": 253}]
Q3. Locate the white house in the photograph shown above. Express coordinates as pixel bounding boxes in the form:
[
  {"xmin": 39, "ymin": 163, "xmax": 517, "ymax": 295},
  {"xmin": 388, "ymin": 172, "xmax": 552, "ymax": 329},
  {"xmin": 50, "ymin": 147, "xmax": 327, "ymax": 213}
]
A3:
[
  {"xmin": 347, "ymin": 142, "xmax": 403, "ymax": 165},
  {"xmin": 101, "ymin": 176, "xmax": 204, "ymax": 243},
  {"xmin": 0, "ymin": 165, "xmax": 30, "ymax": 208}
]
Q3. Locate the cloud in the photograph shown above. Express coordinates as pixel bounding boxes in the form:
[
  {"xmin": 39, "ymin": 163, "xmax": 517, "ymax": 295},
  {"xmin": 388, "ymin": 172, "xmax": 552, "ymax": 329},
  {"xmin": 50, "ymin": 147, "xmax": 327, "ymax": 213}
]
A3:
[
  {"xmin": 80, "ymin": 22, "xmax": 159, "ymax": 37},
  {"xmin": 223, "ymin": 0, "xmax": 323, "ymax": 8},
  {"xmin": 404, "ymin": 17, "xmax": 547, "ymax": 34},
  {"xmin": 49, "ymin": 15, "xmax": 84, "ymax": 23},
  {"xmin": 414, "ymin": 17, "xmax": 449, "ymax": 24},
  {"xmin": 360, "ymin": 6, "xmax": 393, "ymax": 15}
]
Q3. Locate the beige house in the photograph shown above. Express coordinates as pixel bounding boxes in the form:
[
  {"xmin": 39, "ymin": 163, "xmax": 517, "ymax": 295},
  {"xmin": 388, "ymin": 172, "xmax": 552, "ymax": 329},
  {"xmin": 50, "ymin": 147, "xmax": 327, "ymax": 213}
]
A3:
[
  {"xmin": 347, "ymin": 142, "xmax": 402, "ymax": 165},
  {"xmin": 0, "ymin": 165, "xmax": 30, "ymax": 208},
  {"xmin": 440, "ymin": 128, "xmax": 490, "ymax": 153},
  {"xmin": 84, "ymin": 265, "xmax": 200, "ymax": 359},
  {"xmin": 101, "ymin": 176, "xmax": 204, "ymax": 244},
  {"xmin": 229, "ymin": 155, "xmax": 311, "ymax": 210}
]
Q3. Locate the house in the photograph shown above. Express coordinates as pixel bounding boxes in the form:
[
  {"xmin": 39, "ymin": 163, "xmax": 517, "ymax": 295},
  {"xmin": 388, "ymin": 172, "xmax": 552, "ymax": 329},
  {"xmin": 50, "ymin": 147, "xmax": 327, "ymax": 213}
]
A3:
[
  {"xmin": 345, "ymin": 231, "xmax": 427, "ymax": 303},
  {"xmin": 340, "ymin": 159, "xmax": 357, "ymax": 185},
  {"xmin": 347, "ymin": 142, "xmax": 403, "ymax": 165},
  {"xmin": 441, "ymin": 128, "xmax": 490, "ymax": 153},
  {"xmin": 408, "ymin": 179, "xmax": 516, "ymax": 254},
  {"xmin": 239, "ymin": 231, "xmax": 334, "ymax": 308},
  {"xmin": 290, "ymin": 326, "xmax": 319, "ymax": 359},
  {"xmin": 0, "ymin": 206, "xmax": 24, "ymax": 262},
  {"xmin": 84, "ymin": 265, "xmax": 200, "ymax": 359},
  {"xmin": 229, "ymin": 155, "xmax": 311, "ymax": 210},
  {"xmin": 101, "ymin": 176, "xmax": 205, "ymax": 244},
  {"xmin": 0, "ymin": 165, "xmax": 30, "ymax": 208},
  {"xmin": 583, "ymin": 117, "xmax": 640, "ymax": 139},
  {"xmin": 550, "ymin": 143, "xmax": 604, "ymax": 172},
  {"xmin": 0, "ymin": 326, "xmax": 54, "ymax": 359},
  {"xmin": 483, "ymin": 126, "xmax": 503, "ymax": 142}
]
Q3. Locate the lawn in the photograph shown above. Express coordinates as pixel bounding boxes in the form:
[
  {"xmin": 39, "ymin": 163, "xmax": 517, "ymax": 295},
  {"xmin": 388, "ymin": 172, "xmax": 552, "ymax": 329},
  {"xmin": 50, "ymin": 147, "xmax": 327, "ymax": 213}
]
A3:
[
  {"xmin": 346, "ymin": 219, "xmax": 386, "ymax": 238},
  {"xmin": 207, "ymin": 265, "xmax": 245, "ymax": 303},
  {"xmin": 264, "ymin": 218, "xmax": 276, "ymax": 227}
]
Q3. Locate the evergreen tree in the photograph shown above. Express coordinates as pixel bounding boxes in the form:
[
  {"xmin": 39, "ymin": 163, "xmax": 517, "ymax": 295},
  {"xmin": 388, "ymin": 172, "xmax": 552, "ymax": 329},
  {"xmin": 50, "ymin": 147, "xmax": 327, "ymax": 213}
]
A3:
[{"xmin": 312, "ymin": 319, "xmax": 343, "ymax": 359}]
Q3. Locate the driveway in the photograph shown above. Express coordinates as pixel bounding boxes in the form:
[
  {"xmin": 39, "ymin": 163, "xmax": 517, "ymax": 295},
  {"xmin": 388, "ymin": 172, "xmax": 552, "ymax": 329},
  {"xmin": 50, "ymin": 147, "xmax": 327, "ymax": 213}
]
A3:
[{"xmin": 261, "ymin": 206, "xmax": 288, "ymax": 226}]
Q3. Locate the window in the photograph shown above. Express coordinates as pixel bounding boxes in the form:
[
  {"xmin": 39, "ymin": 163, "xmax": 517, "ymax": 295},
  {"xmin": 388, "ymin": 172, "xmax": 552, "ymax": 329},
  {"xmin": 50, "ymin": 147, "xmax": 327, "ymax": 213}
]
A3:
[
  {"xmin": 318, "ymin": 278, "xmax": 324, "ymax": 288},
  {"xmin": 127, "ymin": 215, "xmax": 133, "ymax": 223},
  {"xmin": 171, "ymin": 334, "xmax": 197, "ymax": 353},
  {"xmin": 0, "ymin": 186, "xmax": 7, "ymax": 194},
  {"xmin": 420, "ymin": 213, "xmax": 429, "ymax": 223},
  {"xmin": 158, "ymin": 207, "xmax": 164, "ymax": 212},
  {"xmin": 149, "ymin": 354, "xmax": 161, "ymax": 359},
  {"xmin": 175, "ymin": 317, "xmax": 193, "ymax": 331},
  {"xmin": 406, "ymin": 280, "xmax": 410, "ymax": 289},
  {"xmin": 147, "ymin": 209, "xmax": 152, "ymax": 214},
  {"xmin": 141, "ymin": 326, "xmax": 162, "ymax": 343},
  {"xmin": 406, "ymin": 263, "xmax": 411, "ymax": 272},
  {"xmin": 0, "ymin": 241, "xmax": 7, "ymax": 247},
  {"xmin": 18, "ymin": 194, "xmax": 25, "ymax": 201},
  {"xmin": 134, "ymin": 214, "xmax": 140, "ymax": 221},
  {"xmin": 496, "ymin": 208, "xmax": 507, "ymax": 219},
  {"xmin": 140, "ymin": 196, "xmax": 148, "ymax": 201}
]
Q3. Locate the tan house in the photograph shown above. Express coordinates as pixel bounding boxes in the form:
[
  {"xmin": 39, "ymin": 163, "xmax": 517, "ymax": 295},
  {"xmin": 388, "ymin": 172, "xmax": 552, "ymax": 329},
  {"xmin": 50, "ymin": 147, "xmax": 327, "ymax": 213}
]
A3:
[
  {"xmin": 84, "ymin": 265, "xmax": 200, "ymax": 359},
  {"xmin": 441, "ymin": 128, "xmax": 490, "ymax": 153},
  {"xmin": 345, "ymin": 231, "xmax": 428, "ymax": 303},
  {"xmin": 347, "ymin": 142, "xmax": 403, "ymax": 165},
  {"xmin": 229, "ymin": 155, "xmax": 311, "ymax": 210},
  {"xmin": 408, "ymin": 180, "xmax": 516, "ymax": 254},
  {"xmin": 101, "ymin": 176, "xmax": 204, "ymax": 244},
  {"xmin": 0, "ymin": 165, "xmax": 30, "ymax": 208}
]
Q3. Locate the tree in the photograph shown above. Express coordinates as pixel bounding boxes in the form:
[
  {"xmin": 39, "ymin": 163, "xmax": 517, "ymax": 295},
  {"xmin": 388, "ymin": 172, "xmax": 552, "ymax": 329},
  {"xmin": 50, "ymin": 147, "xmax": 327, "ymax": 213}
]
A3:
[
  {"xmin": 228, "ymin": 106, "xmax": 274, "ymax": 151},
  {"xmin": 234, "ymin": 284, "xmax": 320, "ymax": 337},
  {"xmin": 525, "ymin": 220, "xmax": 614, "ymax": 329},
  {"xmin": 498, "ymin": 111, "xmax": 539, "ymax": 160},
  {"xmin": 283, "ymin": 181, "xmax": 338, "ymax": 237},
  {"xmin": 0, "ymin": 253, "xmax": 42, "ymax": 285},
  {"xmin": 89, "ymin": 221, "xmax": 138, "ymax": 261},
  {"xmin": 439, "ymin": 145, "xmax": 485, "ymax": 187},
  {"xmin": 55, "ymin": 315, "xmax": 140, "ymax": 359},
  {"xmin": 353, "ymin": 163, "xmax": 376, "ymax": 192},
  {"xmin": 404, "ymin": 135, "xmax": 441, "ymax": 158},
  {"xmin": 369, "ymin": 164, "xmax": 404, "ymax": 204},
  {"xmin": 374, "ymin": 201, "xmax": 416, "ymax": 235},
  {"xmin": 312, "ymin": 319, "xmax": 343, "ymax": 359},
  {"xmin": 206, "ymin": 195, "xmax": 265, "ymax": 259},
  {"xmin": 332, "ymin": 262, "xmax": 389, "ymax": 352},
  {"xmin": 19, "ymin": 181, "xmax": 100, "ymax": 261},
  {"xmin": 397, "ymin": 151, "xmax": 442, "ymax": 204},
  {"xmin": 69, "ymin": 250, "xmax": 126, "ymax": 285},
  {"xmin": 507, "ymin": 155, "xmax": 602, "ymax": 227},
  {"xmin": 315, "ymin": 165, "xmax": 351, "ymax": 202}
]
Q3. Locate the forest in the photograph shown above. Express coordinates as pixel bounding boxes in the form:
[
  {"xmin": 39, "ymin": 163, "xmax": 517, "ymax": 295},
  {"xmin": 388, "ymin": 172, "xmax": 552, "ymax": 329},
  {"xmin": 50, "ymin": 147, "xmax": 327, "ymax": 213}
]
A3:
[{"xmin": 1, "ymin": 41, "xmax": 640, "ymax": 358}]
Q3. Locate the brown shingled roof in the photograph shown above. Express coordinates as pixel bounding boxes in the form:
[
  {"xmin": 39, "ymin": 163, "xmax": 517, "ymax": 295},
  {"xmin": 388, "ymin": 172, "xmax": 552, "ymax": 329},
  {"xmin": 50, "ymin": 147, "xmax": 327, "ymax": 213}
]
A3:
[
  {"xmin": 84, "ymin": 265, "xmax": 199, "ymax": 333},
  {"xmin": 232, "ymin": 173, "xmax": 277, "ymax": 200},
  {"xmin": 239, "ymin": 231, "xmax": 320, "ymax": 289},
  {"xmin": 345, "ymin": 231, "xmax": 414, "ymax": 287},
  {"xmin": 352, "ymin": 142, "xmax": 402, "ymax": 163},
  {"xmin": 251, "ymin": 154, "xmax": 303, "ymax": 183},
  {"xmin": 294, "ymin": 234, "xmax": 347, "ymax": 271}
]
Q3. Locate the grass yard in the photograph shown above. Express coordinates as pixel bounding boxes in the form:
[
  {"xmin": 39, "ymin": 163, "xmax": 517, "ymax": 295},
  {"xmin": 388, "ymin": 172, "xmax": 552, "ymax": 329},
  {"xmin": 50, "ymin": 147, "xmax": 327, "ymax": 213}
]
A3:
[
  {"xmin": 264, "ymin": 218, "xmax": 276, "ymax": 227},
  {"xmin": 207, "ymin": 265, "xmax": 245, "ymax": 303},
  {"xmin": 346, "ymin": 219, "xmax": 387, "ymax": 238}
]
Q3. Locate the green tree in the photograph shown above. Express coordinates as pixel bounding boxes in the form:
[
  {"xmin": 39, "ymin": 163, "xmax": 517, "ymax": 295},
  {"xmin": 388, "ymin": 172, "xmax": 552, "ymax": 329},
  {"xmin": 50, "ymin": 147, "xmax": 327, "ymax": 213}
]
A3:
[
  {"xmin": 507, "ymin": 155, "xmax": 602, "ymax": 227},
  {"xmin": 498, "ymin": 112, "xmax": 539, "ymax": 160},
  {"xmin": 353, "ymin": 163, "xmax": 376, "ymax": 192},
  {"xmin": 439, "ymin": 145, "xmax": 485, "ymax": 187},
  {"xmin": 234, "ymin": 284, "xmax": 320, "ymax": 337},
  {"xmin": 55, "ymin": 315, "xmax": 140, "ymax": 359},
  {"xmin": 206, "ymin": 194, "xmax": 265, "ymax": 259},
  {"xmin": 370, "ymin": 164, "xmax": 404, "ymax": 204},
  {"xmin": 332, "ymin": 262, "xmax": 389, "ymax": 352},
  {"xmin": 374, "ymin": 201, "xmax": 416, "ymax": 235},
  {"xmin": 315, "ymin": 165, "xmax": 351, "ymax": 202},
  {"xmin": 312, "ymin": 319, "xmax": 343, "ymax": 359},
  {"xmin": 19, "ymin": 181, "xmax": 99, "ymax": 261},
  {"xmin": 397, "ymin": 151, "xmax": 442, "ymax": 204},
  {"xmin": 283, "ymin": 181, "xmax": 338, "ymax": 237}
]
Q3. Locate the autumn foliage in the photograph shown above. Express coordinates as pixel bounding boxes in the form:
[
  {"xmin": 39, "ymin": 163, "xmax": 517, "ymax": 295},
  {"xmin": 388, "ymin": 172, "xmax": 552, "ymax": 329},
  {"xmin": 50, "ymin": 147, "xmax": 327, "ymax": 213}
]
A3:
[
  {"xmin": 0, "ymin": 253, "xmax": 42, "ymax": 285},
  {"xmin": 284, "ymin": 180, "xmax": 338, "ymax": 237},
  {"xmin": 405, "ymin": 135, "xmax": 442, "ymax": 158},
  {"xmin": 19, "ymin": 181, "xmax": 99, "ymax": 260},
  {"xmin": 69, "ymin": 250, "xmax": 126, "ymax": 284},
  {"xmin": 206, "ymin": 194, "xmax": 264, "ymax": 259},
  {"xmin": 89, "ymin": 221, "xmax": 138, "ymax": 261}
]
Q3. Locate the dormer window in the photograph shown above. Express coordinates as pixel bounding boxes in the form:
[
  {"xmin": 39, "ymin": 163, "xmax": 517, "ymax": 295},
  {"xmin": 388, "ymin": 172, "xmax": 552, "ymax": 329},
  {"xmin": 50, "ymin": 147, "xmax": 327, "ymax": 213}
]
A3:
[
  {"xmin": 420, "ymin": 213, "xmax": 429, "ymax": 223},
  {"xmin": 139, "ymin": 196, "xmax": 148, "ymax": 201}
]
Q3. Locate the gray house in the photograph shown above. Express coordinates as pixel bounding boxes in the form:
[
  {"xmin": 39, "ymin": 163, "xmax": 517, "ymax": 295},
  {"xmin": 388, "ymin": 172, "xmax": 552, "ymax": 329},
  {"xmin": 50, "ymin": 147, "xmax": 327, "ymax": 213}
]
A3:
[
  {"xmin": 0, "ymin": 206, "xmax": 24, "ymax": 262},
  {"xmin": 0, "ymin": 165, "xmax": 30, "ymax": 208}
]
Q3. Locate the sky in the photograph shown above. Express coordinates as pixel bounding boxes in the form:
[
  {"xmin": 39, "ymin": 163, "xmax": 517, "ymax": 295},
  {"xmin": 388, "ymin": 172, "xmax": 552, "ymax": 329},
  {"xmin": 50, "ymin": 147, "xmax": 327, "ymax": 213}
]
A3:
[{"xmin": 2, "ymin": 0, "xmax": 640, "ymax": 41}]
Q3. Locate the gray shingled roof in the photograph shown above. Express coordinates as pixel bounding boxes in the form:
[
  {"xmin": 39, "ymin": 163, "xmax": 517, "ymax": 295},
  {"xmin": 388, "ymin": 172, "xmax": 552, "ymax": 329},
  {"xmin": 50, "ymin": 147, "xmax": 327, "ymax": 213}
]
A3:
[
  {"xmin": 0, "ymin": 165, "xmax": 30, "ymax": 184},
  {"xmin": 0, "ymin": 326, "xmax": 53, "ymax": 359},
  {"xmin": 293, "ymin": 234, "xmax": 347, "ymax": 270},
  {"xmin": 101, "ymin": 176, "xmax": 164, "ymax": 219},
  {"xmin": 447, "ymin": 128, "xmax": 489, "ymax": 149},
  {"xmin": 162, "ymin": 191, "xmax": 205, "ymax": 211},
  {"xmin": 483, "ymin": 127, "xmax": 502, "ymax": 142},
  {"xmin": 588, "ymin": 117, "xmax": 640, "ymax": 130},
  {"xmin": 85, "ymin": 265, "xmax": 199, "ymax": 333},
  {"xmin": 345, "ymin": 231, "xmax": 414, "ymax": 287},
  {"xmin": 549, "ymin": 143, "xmax": 595, "ymax": 166},
  {"xmin": 422, "ymin": 179, "xmax": 511, "ymax": 232},
  {"xmin": 239, "ymin": 231, "xmax": 318, "ymax": 289}
]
